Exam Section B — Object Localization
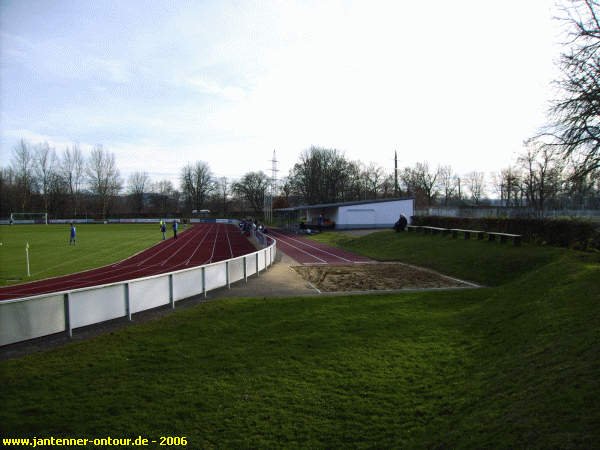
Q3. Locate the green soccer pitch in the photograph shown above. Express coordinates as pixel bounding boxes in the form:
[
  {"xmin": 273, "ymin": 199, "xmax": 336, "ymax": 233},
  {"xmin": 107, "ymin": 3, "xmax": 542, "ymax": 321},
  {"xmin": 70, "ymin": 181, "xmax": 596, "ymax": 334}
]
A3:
[{"xmin": 0, "ymin": 224, "xmax": 163, "ymax": 287}]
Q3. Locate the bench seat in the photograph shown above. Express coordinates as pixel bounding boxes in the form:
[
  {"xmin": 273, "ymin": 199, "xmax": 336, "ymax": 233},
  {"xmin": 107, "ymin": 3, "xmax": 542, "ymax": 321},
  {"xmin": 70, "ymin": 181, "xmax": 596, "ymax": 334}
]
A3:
[
  {"xmin": 450, "ymin": 228, "xmax": 485, "ymax": 240},
  {"xmin": 486, "ymin": 232, "xmax": 522, "ymax": 246}
]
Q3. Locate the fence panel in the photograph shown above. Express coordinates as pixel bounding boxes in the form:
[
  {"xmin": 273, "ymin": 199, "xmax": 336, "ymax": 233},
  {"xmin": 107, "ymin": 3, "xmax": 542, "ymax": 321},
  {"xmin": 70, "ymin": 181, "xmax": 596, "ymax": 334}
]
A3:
[
  {"xmin": 130, "ymin": 277, "xmax": 170, "ymax": 313},
  {"xmin": 1, "ymin": 232, "xmax": 276, "ymax": 346},
  {"xmin": 246, "ymin": 253, "xmax": 257, "ymax": 277},
  {"xmin": 229, "ymin": 258, "xmax": 244, "ymax": 283},
  {"xmin": 204, "ymin": 263, "xmax": 227, "ymax": 291},
  {"xmin": 172, "ymin": 268, "xmax": 203, "ymax": 301},
  {"xmin": 0, "ymin": 295, "xmax": 65, "ymax": 346},
  {"xmin": 70, "ymin": 284, "xmax": 127, "ymax": 329}
]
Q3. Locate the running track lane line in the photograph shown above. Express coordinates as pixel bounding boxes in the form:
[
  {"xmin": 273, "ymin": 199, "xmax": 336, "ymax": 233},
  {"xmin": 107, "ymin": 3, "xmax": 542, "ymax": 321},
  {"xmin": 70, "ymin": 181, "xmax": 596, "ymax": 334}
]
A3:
[
  {"xmin": 160, "ymin": 225, "xmax": 210, "ymax": 267},
  {"xmin": 184, "ymin": 223, "xmax": 216, "ymax": 266},
  {"xmin": 207, "ymin": 223, "xmax": 220, "ymax": 264},
  {"xmin": 0, "ymin": 226, "xmax": 206, "ymax": 297},
  {"xmin": 225, "ymin": 224, "xmax": 234, "ymax": 259},
  {"xmin": 270, "ymin": 230, "xmax": 356, "ymax": 263},
  {"xmin": 271, "ymin": 234, "xmax": 328, "ymax": 264}
]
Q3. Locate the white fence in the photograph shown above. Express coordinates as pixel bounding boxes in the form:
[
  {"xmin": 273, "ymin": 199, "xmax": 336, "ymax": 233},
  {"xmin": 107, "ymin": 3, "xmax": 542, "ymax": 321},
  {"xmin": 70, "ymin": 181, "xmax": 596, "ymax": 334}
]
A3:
[{"xmin": 0, "ymin": 232, "xmax": 276, "ymax": 347}]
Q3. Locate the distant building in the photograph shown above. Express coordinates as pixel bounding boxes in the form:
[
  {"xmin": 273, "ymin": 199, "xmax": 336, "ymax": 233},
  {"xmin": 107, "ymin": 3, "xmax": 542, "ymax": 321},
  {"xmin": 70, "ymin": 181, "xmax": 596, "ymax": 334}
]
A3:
[{"xmin": 275, "ymin": 198, "xmax": 414, "ymax": 230}]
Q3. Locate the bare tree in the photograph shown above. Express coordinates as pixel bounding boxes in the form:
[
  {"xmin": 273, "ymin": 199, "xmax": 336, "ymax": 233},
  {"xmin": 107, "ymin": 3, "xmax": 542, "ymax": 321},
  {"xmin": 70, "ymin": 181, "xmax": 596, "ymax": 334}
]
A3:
[
  {"xmin": 493, "ymin": 166, "xmax": 522, "ymax": 207},
  {"xmin": 10, "ymin": 139, "xmax": 38, "ymax": 211},
  {"xmin": 362, "ymin": 163, "xmax": 385, "ymax": 199},
  {"xmin": 86, "ymin": 146, "xmax": 122, "ymax": 218},
  {"xmin": 180, "ymin": 161, "xmax": 214, "ymax": 212},
  {"xmin": 289, "ymin": 147, "xmax": 357, "ymax": 204},
  {"xmin": 540, "ymin": 0, "xmax": 600, "ymax": 177},
  {"xmin": 151, "ymin": 179, "xmax": 176, "ymax": 215},
  {"xmin": 127, "ymin": 171, "xmax": 149, "ymax": 214},
  {"xmin": 232, "ymin": 171, "xmax": 270, "ymax": 214},
  {"xmin": 464, "ymin": 171, "xmax": 486, "ymax": 205},
  {"xmin": 518, "ymin": 140, "xmax": 565, "ymax": 210},
  {"xmin": 438, "ymin": 165, "xmax": 457, "ymax": 205},
  {"xmin": 60, "ymin": 144, "xmax": 85, "ymax": 217},
  {"xmin": 413, "ymin": 162, "xmax": 439, "ymax": 206},
  {"xmin": 34, "ymin": 142, "xmax": 57, "ymax": 214},
  {"xmin": 215, "ymin": 177, "xmax": 230, "ymax": 214}
]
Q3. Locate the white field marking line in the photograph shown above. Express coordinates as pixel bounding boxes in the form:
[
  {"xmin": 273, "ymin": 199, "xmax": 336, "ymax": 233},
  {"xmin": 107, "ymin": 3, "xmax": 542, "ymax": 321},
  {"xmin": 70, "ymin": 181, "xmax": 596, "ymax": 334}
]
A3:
[
  {"xmin": 14, "ymin": 263, "xmax": 181, "ymax": 296},
  {"xmin": 137, "ymin": 237, "xmax": 183, "ymax": 266},
  {"xmin": 159, "ymin": 225, "xmax": 207, "ymax": 267},
  {"xmin": 386, "ymin": 261, "xmax": 482, "ymax": 288},
  {"xmin": 270, "ymin": 230, "xmax": 351, "ymax": 262},
  {"xmin": 136, "ymin": 223, "xmax": 202, "ymax": 267},
  {"xmin": 119, "ymin": 224, "xmax": 197, "ymax": 267},
  {"xmin": 29, "ymin": 232, "xmax": 157, "ymax": 277},
  {"xmin": 207, "ymin": 223, "xmax": 221, "ymax": 264},
  {"xmin": 6, "ymin": 259, "xmax": 169, "ymax": 296},
  {"xmin": 225, "ymin": 224, "xmax": 234, "ymax": 259},
  {"xmin": 9, "ymin": 234, "xmax": 218, "ymax": 296},
  {"xmin": 1, "ymin": 226, "xmax": 202, "ymax": 296},
  {"xmin": 271, "ymin": 234, "xmax": 327, "ymax": 264},
  {"xmin": 184, "ymin": 224, "xmax": 216, "ymax": 266}
]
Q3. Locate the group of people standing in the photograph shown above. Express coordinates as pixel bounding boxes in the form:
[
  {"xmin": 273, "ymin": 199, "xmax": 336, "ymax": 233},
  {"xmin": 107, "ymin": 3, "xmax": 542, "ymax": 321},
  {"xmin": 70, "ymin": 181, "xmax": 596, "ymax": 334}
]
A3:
[
  {"xmin": 160, "ymin": 220, "xmax": 178, "ymax": 240},
  {"xmin": 239, "ymin": 218, "xmax": 268, "ymax": 235}
]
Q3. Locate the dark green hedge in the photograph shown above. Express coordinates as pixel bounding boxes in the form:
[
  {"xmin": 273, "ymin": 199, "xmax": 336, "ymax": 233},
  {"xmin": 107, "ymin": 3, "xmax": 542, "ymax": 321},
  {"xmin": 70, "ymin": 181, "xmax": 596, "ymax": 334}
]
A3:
[{"xmin": 410, "ymin": 215, "xmax": 600, "ymax": 250}]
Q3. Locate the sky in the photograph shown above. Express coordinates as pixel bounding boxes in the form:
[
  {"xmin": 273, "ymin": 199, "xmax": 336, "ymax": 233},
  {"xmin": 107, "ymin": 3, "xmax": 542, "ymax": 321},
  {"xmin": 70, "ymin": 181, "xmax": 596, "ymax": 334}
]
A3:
[{"xmin": 1, "ymin": 0, "xmax": 565, "ymax": 188}]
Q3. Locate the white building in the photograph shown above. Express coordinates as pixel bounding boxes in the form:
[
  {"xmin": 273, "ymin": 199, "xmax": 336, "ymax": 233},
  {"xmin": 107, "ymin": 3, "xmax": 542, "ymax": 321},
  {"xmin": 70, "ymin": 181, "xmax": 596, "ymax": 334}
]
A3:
[{"xmin": 275, "ymin": 198, "xmax": 414, "ymax": 230}]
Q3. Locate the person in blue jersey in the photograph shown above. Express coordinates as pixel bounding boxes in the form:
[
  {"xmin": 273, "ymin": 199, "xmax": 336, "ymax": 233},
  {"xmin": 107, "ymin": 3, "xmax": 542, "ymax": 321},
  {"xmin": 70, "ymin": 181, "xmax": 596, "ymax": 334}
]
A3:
[
  {"xmin": 172, "ymin": 220, "xmax": 178, "ymax": 240},
  {"xmin": 69, "ymin": 223, "xmax": 76, "ymax": 245}
]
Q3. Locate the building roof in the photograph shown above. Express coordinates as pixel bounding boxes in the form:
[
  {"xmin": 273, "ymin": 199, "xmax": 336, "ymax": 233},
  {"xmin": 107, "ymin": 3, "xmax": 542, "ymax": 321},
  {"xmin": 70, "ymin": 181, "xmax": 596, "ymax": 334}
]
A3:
[{"xmin": 274, "ymin": 197, "xmax": 413, "ymax": 212}]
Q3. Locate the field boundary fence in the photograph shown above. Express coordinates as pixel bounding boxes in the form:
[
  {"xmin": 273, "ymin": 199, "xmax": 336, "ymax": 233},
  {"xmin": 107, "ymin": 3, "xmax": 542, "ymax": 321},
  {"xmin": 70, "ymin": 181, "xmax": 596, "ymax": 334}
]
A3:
[
  {"xmin": 0, "ymin": 230, "xmax": 276, "ymax": 347},
  {"xmin": 415, "ymin": 208, "xmax": 600, "ymax": 221}
]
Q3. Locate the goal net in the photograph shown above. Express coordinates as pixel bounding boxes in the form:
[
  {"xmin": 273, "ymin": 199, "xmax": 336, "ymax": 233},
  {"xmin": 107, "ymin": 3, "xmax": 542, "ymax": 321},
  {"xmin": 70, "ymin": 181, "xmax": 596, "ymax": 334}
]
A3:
[{"xmin": 10, "ymin": 212, "xmax": 48, "ymax": 224}]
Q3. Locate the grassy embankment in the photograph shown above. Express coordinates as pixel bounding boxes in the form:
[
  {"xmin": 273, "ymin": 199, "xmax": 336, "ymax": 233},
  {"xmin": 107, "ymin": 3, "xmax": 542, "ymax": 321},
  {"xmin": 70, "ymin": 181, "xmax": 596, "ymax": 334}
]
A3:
[
  {"xmin": 0, "ymin": 224, "xmax": 166, "ymax": 286},
  {"xmin": 1, "ymin": 230, "xmax": 598, "ymax": 448}
]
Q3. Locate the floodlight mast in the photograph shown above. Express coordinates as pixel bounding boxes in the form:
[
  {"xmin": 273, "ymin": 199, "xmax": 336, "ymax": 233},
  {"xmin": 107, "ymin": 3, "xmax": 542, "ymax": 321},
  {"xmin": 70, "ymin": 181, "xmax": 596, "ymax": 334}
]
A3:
[{"xmin": 265, "ymin": 150, "xmax": 279, "ymax": 223}]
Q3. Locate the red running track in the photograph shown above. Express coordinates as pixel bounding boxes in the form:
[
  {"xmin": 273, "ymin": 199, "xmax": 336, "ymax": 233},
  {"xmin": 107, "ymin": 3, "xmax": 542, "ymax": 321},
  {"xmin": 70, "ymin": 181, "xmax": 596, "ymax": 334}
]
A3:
[
  {"xmin": 268, "ymin": 229, "xmax": 374, "ymax": 266},
  {"xmin": 0, "ymin": 223, "xmax": 258, "ymax": 301}
]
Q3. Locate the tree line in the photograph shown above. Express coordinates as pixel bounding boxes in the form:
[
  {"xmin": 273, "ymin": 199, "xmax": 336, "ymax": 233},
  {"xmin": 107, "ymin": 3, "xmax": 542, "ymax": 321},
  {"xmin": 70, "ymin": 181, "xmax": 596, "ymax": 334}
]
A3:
[{"xmin": 2, "ymin": 1, "xmax": 600, "ymax": 218}]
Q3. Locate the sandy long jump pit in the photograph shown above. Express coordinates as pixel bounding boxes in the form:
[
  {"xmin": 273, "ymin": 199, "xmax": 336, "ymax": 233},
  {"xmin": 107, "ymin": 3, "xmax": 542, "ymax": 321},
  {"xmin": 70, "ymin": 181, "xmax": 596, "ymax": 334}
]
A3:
[{"xmin": 292, "ymin": 262, "xmax": 476, "ymax": 292}]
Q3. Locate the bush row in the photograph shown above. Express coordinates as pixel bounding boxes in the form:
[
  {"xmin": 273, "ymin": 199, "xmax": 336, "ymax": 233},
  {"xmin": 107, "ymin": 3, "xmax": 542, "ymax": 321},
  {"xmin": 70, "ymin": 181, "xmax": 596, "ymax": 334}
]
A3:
[{"xmin": 410, "ymin": 215, "xmax": 600, "ymax": 250}]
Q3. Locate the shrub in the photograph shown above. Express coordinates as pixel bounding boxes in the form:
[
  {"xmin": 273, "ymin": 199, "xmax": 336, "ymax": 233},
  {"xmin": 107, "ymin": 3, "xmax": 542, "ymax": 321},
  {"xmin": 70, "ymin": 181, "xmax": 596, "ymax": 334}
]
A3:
[{"xmin": 411, "ymin": 215, "xmax": 600, "ymax": 250}]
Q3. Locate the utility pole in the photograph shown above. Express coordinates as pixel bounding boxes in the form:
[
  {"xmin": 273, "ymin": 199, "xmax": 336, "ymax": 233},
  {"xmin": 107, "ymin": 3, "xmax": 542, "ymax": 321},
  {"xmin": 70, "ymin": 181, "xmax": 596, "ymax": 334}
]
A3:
[{"xmin": 394, "ymin": 150, "xmax": 399, "ymax": 196}]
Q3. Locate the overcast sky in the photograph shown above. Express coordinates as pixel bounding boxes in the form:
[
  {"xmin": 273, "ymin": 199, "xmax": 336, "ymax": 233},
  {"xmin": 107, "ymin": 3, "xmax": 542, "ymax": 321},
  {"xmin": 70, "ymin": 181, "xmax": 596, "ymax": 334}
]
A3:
[{"xmin": 1, "ymin": 0, "xmax": 565, "ymax": 187}]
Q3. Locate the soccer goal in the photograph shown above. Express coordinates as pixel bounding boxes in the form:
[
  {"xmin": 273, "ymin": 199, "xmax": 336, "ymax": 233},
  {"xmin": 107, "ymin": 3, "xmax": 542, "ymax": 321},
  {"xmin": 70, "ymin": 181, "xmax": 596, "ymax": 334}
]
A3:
[{"xmin": 10, "ymin": 212, "xmax": 48, "ymax": 224}]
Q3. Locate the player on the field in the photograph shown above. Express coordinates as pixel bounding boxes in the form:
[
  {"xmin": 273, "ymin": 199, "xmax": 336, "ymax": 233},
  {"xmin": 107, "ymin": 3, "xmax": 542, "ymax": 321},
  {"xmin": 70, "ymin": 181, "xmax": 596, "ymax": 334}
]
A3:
[{"xmin": 69, "ymin": 223, "xmax": 76, "ymax": 245}]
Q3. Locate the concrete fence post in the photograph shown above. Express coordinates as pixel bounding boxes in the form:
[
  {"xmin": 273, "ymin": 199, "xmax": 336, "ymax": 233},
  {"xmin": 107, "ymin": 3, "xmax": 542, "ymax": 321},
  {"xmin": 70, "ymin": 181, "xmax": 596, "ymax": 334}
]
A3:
[
  {"xmin": 202, "ymin": 267, "xmax": 206, "ymax": 299},
  {"xmin": 169, "ymin": 274, "xmax": 174, "ymax": 309},
  {"xmin": 64, "ymin": 293, "xmax": 72, "ymax": 338},
  {"xmin": 226, "ymin": 261, "xmax": 230, "ymax": 289},
  {"xmin": 256, "ymin": 253, "xmax": 259, "ymax": 277},
  {"xmin": 244, "ymin": 256, "xmax": 247, "ymax": 283},
  {"xmin": 125, "ymin": 282, "xmax": 131, "ymax": 321}
]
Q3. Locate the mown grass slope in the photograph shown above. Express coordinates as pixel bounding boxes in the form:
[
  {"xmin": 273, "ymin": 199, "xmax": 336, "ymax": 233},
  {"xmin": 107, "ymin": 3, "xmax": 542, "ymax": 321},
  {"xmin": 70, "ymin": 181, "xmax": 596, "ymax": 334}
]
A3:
[
  {"xmin": 0, "ymin": 231, "xmax": 598, "ymax": 448},
  {"xmin": 0, "ymin": 224, "xmax": 165, "ymax": 286}
]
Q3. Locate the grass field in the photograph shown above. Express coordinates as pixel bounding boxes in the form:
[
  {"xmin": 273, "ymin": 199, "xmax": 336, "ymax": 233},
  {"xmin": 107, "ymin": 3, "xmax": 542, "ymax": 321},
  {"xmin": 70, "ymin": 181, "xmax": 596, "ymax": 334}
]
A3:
[
  {"xmin": 0, "ymin": 224, "xmax": 164, "ymax": 287},
  {"xmin": 1, "ymin": 231, "xmax": 599, "ymax": 448}
]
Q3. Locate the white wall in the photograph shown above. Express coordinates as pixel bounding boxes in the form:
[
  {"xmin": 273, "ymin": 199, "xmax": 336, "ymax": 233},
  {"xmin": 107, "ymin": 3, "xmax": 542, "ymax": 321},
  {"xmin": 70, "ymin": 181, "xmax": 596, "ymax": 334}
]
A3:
[{"xmin": 337, "ymin": 199, "xmax": 413, "ymax": 229}]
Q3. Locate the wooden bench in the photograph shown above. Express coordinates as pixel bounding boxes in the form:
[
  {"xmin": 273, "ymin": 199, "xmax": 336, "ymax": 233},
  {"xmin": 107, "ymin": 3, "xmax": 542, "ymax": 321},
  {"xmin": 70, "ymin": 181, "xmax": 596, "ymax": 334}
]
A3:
[
  {"xmin": 422, "ymin": 226, "xmax": 450, "ymax": 236},
  {"xmin": 486, "ymin": 232, "xmax": 522, "ymax": 246},
  {"xmin": 451, "ymin": 228, "xmax": 485, "ymax": 240}
]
